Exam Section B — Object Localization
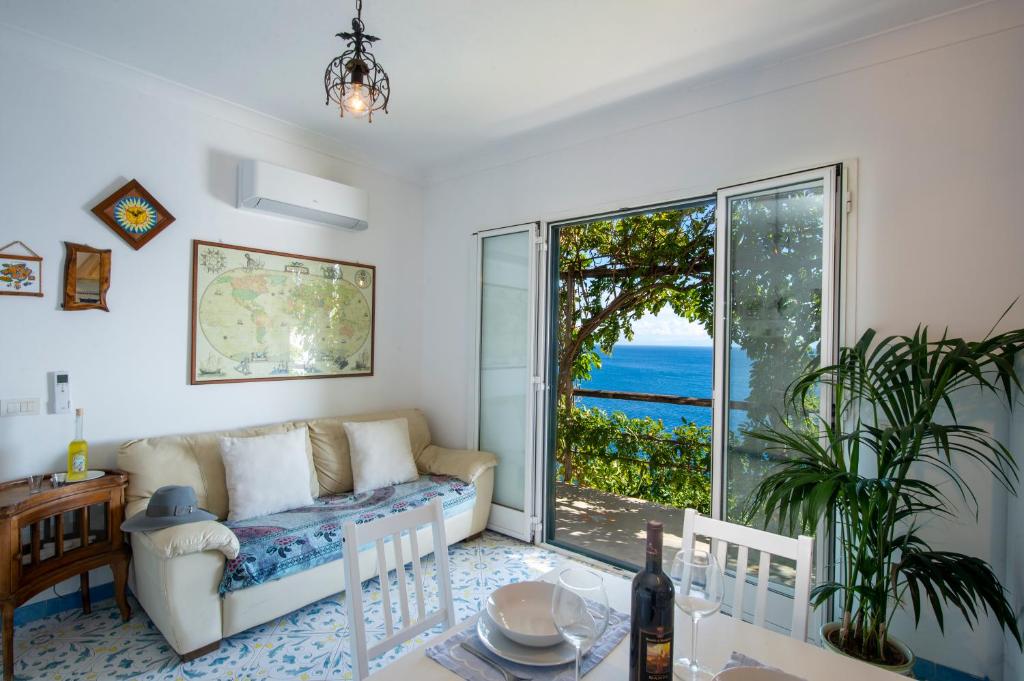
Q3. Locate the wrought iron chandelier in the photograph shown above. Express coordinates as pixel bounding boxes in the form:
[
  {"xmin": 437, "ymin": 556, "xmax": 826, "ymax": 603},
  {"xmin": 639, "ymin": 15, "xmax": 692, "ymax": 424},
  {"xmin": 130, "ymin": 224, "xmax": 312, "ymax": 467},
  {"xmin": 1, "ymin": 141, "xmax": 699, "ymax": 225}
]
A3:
[{"xmin": 323, "ymin": 0, "xmax": 390, "ymax": 122}]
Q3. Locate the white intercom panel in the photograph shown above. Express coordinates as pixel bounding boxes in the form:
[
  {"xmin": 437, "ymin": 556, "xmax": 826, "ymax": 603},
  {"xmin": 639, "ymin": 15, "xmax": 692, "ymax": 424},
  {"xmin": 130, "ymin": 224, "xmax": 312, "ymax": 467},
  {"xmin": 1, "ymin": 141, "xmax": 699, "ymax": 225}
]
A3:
[{"xmin": 49, "ymin": 371, "xmax": 72, "ymax": 414}]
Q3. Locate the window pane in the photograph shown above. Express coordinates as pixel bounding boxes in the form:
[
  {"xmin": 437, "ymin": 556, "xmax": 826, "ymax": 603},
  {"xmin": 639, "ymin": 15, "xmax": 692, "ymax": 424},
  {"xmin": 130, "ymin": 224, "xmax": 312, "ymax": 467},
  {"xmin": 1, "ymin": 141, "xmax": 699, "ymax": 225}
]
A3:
[
  {"xmin": 548, "ymin": 199, "xmax": 716, "ymax": 568},
  {"xmin": 724, "ymin": 181, "xmax": 824, "ymax": 528}
]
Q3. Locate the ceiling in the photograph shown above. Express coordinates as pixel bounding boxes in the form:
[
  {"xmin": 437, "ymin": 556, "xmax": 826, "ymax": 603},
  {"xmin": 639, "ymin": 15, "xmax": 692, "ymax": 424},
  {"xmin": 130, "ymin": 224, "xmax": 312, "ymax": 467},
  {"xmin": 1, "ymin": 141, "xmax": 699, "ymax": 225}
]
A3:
[{"xmin": 0, "ymin": 0, "xmax": 980, "ymax": 178}]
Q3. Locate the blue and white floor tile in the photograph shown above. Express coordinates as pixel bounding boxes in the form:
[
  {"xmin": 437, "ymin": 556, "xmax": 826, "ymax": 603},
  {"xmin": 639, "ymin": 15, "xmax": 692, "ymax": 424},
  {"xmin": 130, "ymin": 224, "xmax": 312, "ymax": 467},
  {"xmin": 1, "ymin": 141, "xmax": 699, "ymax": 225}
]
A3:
[{"xmin": 9, "ymin": 532, "xmax": 564, "ymax": 680}]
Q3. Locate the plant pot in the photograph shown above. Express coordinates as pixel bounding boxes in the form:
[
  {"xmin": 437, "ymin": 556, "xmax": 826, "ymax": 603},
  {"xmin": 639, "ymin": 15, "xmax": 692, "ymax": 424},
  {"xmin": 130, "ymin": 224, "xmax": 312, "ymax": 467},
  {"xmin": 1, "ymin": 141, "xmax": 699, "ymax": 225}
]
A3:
[{"xmin": 820, "ymin": 621, "xmax": 916, "ymax": 677}]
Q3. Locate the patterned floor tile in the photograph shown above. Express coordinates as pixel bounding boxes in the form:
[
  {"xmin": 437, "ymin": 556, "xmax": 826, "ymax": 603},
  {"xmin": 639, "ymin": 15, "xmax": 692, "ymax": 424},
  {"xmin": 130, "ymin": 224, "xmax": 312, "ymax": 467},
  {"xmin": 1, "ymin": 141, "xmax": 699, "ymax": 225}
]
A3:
[{"xmin": 5, "ymin": 532, "xmax": 569, "ymax": 680}]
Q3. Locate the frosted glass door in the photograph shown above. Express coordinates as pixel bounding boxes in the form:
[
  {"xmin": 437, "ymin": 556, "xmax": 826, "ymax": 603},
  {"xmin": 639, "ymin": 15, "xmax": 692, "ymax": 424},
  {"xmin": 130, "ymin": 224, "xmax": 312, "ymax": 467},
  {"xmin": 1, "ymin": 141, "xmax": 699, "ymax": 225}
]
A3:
[{"xmin": 476, "ymin": 224, "xmax": 538, "ymax": 540}]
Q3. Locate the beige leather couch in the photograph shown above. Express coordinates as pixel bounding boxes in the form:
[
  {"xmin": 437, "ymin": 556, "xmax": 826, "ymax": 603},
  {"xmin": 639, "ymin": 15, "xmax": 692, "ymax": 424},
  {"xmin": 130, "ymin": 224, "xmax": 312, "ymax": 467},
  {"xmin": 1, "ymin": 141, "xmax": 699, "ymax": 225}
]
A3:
[{"xmin": 117, "ymin": 408, "xmax": 496, "ymax": 659}]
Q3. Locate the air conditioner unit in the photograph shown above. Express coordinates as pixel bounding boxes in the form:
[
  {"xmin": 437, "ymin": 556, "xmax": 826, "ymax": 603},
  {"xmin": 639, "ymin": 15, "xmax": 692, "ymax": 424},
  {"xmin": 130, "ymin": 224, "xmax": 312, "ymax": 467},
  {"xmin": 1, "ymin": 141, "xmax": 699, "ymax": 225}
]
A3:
[{"xmin": 237, "ymin": 159, "xmax": 368, "ymax": 230}]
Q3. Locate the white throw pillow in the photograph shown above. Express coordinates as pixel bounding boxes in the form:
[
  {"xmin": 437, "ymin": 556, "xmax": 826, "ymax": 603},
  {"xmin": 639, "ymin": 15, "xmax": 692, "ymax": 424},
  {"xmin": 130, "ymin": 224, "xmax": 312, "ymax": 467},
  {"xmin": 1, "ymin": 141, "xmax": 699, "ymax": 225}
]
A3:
[
  {"xmin": 344, "ymin": 418, "xmax": 420, "ymax": 493},
  {"xmin": 220, "ymin": 427, "xmax": 315, "ymax": 522}
]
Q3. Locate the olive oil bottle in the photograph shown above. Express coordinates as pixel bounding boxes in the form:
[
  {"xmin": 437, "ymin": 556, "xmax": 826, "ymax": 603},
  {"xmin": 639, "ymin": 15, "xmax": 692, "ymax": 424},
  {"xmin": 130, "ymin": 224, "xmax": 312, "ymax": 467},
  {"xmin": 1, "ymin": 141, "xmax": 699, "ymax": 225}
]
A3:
[{"xmin": 66, "ymin": 408, "xmax": 89, "ymax": 481}]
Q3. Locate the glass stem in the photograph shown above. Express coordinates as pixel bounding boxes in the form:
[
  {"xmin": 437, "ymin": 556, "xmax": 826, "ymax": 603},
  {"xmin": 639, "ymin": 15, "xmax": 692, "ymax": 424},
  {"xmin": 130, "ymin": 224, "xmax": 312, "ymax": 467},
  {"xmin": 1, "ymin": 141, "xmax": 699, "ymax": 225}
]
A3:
[
  {"xmin": 691, "ymin": 616, "xmax": 700, "ymax": 672},
  {"xmin": 575, "ymin": 643, "xmax": 582, "ymax": 681}
]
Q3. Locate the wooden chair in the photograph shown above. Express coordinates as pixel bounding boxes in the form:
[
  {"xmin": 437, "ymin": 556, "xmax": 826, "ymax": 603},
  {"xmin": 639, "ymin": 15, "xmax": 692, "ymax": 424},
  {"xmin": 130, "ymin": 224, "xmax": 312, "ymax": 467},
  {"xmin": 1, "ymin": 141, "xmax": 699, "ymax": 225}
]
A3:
[
  {"xmin": 343, "ymin": 498, "xmax": 454, "ymax": 681},
  {"xmin": 680, "ymin": 508, "xmax": 814, "ymax": 640}
]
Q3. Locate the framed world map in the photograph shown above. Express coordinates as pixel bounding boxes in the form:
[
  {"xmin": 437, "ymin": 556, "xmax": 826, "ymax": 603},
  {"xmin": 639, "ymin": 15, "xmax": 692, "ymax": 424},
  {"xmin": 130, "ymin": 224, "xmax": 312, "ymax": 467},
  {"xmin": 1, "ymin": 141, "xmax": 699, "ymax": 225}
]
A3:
[{"xmin": 190, "ymin": 240, "xmax": 375, "ymax": 384}]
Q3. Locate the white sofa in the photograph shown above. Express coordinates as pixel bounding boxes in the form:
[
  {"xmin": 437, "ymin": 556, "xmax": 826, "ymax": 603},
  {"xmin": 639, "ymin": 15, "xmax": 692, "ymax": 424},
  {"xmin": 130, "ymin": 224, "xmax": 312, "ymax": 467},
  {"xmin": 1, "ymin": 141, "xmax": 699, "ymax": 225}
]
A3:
[{"xmin": 117, "ymin": 408, "xmax": 496, "ymax": 659}]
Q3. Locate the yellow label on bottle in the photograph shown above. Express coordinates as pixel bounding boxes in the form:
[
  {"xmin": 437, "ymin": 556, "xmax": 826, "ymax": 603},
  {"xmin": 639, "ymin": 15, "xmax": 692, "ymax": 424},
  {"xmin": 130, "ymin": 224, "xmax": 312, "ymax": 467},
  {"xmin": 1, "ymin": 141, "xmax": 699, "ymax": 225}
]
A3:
[
  {"xmin": 67, "ymin": 440, "xmax": 88, "ymax": 481},
  {"xmin": 639, "ymin": 629, "xmax": 673, "ymax": 681}
]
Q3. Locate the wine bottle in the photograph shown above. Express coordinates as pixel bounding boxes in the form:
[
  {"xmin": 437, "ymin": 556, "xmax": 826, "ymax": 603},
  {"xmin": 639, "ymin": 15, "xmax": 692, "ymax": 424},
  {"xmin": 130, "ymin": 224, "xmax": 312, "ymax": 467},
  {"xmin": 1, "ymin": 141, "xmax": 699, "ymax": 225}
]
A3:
[
  {"xmin": 67, "ymin": 408, "xmax": 89, "ymax": 482},
  {"xmin": 629, "ymin": 520, "xmax": 674, "ymax": 681}
]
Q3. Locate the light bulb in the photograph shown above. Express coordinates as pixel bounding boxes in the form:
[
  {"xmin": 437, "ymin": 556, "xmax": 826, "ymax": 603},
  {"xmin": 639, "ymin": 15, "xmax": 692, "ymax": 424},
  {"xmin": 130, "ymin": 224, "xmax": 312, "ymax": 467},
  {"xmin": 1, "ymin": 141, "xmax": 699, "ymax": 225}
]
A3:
[{"xmin": 342, "ymin": 83, "xmax": 371, "ymax": 118}]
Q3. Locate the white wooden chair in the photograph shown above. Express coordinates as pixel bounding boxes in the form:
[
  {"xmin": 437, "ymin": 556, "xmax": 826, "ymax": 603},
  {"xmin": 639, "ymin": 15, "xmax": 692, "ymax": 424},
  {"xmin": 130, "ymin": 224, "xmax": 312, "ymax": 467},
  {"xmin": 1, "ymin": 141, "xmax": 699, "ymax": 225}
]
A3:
[
  {"xmin": 343, "ymin": 498, "xmax": 454, "ymax": 681},
  {"xmin": 680, "ymin": 508, "xmax": 814, "ymax": 641}
]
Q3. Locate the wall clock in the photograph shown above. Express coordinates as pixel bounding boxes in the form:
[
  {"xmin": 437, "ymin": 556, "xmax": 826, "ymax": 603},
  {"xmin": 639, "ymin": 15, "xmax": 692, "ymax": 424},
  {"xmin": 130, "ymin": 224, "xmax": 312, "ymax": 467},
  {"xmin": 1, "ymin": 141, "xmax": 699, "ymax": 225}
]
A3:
[{"xmin": 91, "ymin": 179, "xmax": 175, "ymax": 250}]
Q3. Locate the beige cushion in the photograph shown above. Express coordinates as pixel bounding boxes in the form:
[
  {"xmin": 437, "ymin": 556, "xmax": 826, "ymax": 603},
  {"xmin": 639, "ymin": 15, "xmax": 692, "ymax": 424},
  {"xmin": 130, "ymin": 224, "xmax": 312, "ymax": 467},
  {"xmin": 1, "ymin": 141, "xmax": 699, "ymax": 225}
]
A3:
[
  {"xmin": 141, "ymin": 520, "xmax": 240, "ymax": 560},
  {"xmin": 301, "ymin": 408, "xmax": 433, "ymax": 495},
  {"xmin": 418, "ymin": 444, "xmax": 498, "ymax": 483},
  {"xmin": 304, "ymin": 417, "xmax": 355, "ymax": 495},
  {"xmin": 119, "ymin": 421, "xmax": 318, "ymax": 520}
]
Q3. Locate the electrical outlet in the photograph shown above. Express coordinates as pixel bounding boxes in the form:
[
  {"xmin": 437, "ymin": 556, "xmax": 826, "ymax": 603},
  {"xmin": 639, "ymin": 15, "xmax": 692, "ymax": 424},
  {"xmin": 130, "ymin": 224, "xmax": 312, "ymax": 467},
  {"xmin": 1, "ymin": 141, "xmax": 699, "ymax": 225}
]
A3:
[{"xmin": 0, "ymin": 398, "xmax": 41, "ymax": 417}]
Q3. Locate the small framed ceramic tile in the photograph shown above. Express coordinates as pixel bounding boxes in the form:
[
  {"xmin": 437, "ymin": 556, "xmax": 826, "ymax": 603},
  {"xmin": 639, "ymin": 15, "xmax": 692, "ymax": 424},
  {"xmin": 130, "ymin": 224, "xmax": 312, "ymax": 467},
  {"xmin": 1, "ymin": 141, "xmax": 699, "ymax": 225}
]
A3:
[{"xmin": 0, "ymin": 241, "xmax": 43, "ymax": 297}]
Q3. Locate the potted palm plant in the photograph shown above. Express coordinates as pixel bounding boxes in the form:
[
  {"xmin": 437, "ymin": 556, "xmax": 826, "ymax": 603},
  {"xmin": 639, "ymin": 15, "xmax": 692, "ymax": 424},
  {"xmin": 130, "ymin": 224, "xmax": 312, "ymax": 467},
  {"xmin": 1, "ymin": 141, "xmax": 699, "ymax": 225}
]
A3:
[{"xmin": 745, "ymin": 322, "xmax": 1024, "ymax": 673}]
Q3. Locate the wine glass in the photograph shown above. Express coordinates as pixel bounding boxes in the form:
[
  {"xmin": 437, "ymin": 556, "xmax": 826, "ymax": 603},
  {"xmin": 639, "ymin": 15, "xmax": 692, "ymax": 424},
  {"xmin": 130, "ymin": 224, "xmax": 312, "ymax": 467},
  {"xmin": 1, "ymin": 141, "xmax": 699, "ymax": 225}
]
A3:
[
  {"xmin": 669, "ymin": 549, "xmax": 724, "ymax": 680},
  {"xmin": 551, "ymin": 568, "xmax": 609, "ymax": 681}
]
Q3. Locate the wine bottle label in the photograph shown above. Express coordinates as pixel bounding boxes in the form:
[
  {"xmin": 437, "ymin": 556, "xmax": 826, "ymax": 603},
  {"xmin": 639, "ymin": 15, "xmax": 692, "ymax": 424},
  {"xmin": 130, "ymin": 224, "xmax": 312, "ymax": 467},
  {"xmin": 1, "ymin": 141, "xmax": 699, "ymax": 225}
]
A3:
[
  {"xmin": 72, "ymin": 455, "xmax": 86, "ymax": 472},
  {"xmin": 639, "ymin": 629, "xmax": 673, "ymax": 681}
]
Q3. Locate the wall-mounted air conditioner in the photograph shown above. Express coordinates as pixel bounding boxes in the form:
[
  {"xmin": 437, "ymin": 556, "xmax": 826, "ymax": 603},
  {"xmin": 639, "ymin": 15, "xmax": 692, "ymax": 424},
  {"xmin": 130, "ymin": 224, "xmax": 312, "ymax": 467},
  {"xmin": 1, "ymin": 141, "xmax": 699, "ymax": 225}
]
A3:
[{"xmin": 237, "ymin": 159, "xmax": 368, "ymax": 230}]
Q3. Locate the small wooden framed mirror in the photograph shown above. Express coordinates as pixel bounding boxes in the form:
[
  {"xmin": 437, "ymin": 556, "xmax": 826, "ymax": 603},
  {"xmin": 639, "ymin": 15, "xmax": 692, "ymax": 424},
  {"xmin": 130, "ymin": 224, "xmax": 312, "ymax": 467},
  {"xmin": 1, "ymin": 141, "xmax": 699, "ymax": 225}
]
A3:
[{"xmin": 62, "ymin": 242, "xmax": 111, "ymax": 311}]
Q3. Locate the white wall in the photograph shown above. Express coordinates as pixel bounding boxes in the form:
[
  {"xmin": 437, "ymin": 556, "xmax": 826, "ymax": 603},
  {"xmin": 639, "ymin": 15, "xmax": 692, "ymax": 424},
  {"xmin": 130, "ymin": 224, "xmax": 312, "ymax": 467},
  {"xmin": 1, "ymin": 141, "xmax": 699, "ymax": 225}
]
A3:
[
  {"xmin": 419, "ymin": 1, "xmax": 1024, "ymax": 678},
  {"xmin": 0, "ymin": 26, "xmax": 424, "ymax": 595}
]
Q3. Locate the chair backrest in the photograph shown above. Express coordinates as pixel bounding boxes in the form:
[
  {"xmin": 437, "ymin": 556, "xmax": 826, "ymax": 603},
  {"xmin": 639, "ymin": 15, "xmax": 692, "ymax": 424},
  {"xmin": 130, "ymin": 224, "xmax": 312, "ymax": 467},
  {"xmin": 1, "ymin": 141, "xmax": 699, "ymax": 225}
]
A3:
[
  {"xmin": 343, "ymin": 498, "xmax": 454, "ymax": 681},
  {"xmin": 680, "ymin": 508, "xmax": 814, "ymax": 640}
]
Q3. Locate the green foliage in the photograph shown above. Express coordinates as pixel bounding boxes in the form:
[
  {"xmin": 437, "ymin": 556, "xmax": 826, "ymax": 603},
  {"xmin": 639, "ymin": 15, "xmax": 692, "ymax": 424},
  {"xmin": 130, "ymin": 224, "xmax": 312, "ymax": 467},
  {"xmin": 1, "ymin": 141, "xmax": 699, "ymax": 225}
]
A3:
[
  {"xmin": 556, "ymin": 203, "xmax": 715, "ymax": 402},
  {"xmin": 745, "ymin": 320, "xmax": 1024, "ymax": 664},
  {"xmin": 726, "ymin": 186, "xmax": 824, "ymax": 433},
  {"xmin": 557, "ymin": 404, "xmax": 712, "ymax": 512},
  {"xmin": 555, "ymin": 202, "xmax": 716, "ymax": 487}
]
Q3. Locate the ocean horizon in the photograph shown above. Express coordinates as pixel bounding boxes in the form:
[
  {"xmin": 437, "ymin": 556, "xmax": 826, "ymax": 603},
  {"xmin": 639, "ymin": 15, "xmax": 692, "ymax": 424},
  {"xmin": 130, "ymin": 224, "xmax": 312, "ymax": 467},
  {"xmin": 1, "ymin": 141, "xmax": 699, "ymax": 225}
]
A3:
[{"xmin": 576, "ymin": 344, "xmax": 751, "ymax": 430}]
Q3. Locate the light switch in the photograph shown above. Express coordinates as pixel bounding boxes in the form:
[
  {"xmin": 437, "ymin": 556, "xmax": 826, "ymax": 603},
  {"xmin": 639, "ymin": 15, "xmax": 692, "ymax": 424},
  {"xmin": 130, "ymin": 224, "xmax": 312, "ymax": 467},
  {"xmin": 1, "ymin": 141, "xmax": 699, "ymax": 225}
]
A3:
[{"xmin": 0, "ymin": 398, "xmax": 41, "ymax": 417}]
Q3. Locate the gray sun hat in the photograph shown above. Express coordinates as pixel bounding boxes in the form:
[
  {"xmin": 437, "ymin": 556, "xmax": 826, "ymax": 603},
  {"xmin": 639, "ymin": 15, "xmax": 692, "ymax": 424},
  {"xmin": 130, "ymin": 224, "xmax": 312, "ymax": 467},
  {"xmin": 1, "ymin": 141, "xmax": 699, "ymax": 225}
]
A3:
[{"xmin": 121, "ymin": 485, "xmax": 216, "ymax": 532}]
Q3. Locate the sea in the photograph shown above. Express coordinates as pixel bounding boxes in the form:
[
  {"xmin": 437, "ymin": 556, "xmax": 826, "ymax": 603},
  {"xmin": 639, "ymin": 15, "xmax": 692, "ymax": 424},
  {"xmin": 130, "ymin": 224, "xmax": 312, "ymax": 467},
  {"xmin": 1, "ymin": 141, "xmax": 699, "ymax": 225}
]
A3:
[{"xmin": 576, "ymin": 345, "xmax": 751, "ymax": 430}]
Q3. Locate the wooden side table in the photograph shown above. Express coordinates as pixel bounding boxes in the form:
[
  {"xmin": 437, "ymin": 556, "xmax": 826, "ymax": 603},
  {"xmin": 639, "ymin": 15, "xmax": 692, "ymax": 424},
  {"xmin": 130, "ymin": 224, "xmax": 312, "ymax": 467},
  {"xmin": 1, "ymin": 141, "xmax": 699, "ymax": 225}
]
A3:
[{"xmin": 0, "ymin": 470, "xmax": 131, "ymax": 681}]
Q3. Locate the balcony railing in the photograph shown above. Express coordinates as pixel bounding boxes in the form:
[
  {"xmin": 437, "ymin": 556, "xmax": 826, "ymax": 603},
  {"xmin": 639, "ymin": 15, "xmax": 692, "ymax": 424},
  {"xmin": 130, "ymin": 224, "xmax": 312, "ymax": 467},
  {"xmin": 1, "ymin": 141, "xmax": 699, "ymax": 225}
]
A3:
[{"xmin": 573, "ymin": 387, "xmax": 751, "ymax": 411}]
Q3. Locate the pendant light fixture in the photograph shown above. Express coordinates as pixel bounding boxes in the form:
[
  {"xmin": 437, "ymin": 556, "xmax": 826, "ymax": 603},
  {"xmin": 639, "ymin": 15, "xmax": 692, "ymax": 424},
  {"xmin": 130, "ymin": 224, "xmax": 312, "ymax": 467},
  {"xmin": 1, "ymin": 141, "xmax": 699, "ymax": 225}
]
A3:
[{"xmin": 323, "ymin": 0, "xmax": 390, "ymax": 122}]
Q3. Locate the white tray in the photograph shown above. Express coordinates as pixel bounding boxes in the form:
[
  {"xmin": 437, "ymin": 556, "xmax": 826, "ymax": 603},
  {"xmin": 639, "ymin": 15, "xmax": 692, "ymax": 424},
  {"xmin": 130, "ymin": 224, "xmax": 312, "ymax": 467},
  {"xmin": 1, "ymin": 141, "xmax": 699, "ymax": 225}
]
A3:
[{"xmin": 53, "ymin": 470, "xmax": 105, "ymax": 484}]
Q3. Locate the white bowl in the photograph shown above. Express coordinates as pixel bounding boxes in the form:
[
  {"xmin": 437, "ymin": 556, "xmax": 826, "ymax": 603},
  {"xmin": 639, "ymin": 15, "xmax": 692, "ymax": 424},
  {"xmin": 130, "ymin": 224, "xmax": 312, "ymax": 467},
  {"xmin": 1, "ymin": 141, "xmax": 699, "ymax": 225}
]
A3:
[{"xmin": 485, "ymin": 581, "xmax": 562, "ymax": 648}]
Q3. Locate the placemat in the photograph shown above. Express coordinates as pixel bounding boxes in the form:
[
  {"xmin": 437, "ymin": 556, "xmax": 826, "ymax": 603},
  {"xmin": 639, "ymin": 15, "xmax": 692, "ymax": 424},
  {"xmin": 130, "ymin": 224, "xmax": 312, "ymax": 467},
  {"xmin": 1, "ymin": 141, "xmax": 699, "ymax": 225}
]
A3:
[
  {"xmin": 427, "ymin": 608, "xmax": 629, "ymax": 681},
  {"xmin": 722, "ymin": 650, "xmax": 807, "ymax": 680}
]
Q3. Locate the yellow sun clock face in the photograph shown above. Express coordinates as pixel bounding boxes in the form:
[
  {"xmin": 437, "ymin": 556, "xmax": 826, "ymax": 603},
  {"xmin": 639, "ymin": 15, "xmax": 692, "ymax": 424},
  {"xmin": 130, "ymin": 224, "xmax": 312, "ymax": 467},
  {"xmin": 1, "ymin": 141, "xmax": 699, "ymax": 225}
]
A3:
[
  {"xmin": 113, "ymin": 196, "xmax": 158, "ymax": 234},
  {"xmin": 92, "ymin": 179, "xmax": 175, "ymax": 250}
]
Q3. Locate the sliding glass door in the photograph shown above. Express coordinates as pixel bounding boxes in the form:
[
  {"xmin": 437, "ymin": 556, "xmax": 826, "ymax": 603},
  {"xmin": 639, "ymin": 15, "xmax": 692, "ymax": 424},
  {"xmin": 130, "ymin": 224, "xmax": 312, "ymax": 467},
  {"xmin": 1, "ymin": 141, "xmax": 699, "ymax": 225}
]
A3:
[
  {"xmin": 710, "ymin": 166, "xmax": 841, "ymax": 632},
  {"xmin": 474, "ymin": 223, "xmax": 541, "ymax": 541}
]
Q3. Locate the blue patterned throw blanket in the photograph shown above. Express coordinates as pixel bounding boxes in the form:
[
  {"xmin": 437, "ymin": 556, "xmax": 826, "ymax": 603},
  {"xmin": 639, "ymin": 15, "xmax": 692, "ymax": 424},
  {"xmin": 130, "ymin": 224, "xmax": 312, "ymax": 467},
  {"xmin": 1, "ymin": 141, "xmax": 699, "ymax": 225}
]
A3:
[{"xmin": 219, "ymin": 474, "xmax": 476, "ymax": 594}]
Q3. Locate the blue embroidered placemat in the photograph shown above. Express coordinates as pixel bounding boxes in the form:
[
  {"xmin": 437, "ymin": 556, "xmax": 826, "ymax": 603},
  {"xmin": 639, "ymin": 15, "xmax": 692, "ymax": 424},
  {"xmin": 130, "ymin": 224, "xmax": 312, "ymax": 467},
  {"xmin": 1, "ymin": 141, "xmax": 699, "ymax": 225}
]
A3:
[{"xmin": 427, "ymin": 608, "xmax": 629, "ymax": 681}]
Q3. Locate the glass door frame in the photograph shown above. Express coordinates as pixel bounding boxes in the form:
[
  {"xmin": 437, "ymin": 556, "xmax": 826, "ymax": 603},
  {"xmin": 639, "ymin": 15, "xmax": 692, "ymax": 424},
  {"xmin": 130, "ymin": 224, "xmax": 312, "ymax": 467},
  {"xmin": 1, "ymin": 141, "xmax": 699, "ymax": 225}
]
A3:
[
  {"xmin": 710, "ymin": 163, "xmax": 846, "ymax": 636},
  {"xmin": 710, "ymin": 164, "xmax": 842, "ymax": 520},
  {"xmin": 539, "ymin": 198, "xmax": 716, "ymax": 572},
  {"xmin": 471, "ymin": 222, "xmax": 542, "ymax": 542},
  {"xmin": 528, "ymin": 162, "xmax": 855, "ymax": 623}
]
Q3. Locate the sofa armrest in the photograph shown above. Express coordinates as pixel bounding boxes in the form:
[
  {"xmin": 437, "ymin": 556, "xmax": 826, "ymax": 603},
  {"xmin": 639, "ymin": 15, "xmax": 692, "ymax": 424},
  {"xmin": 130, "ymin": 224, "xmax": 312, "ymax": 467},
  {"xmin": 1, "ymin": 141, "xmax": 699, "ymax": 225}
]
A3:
[
  {"xmin": 135, "ymin": 520, "xmax": 239, "ymax": 560},
  {"xmin": 417, "ymin": 444, "xmax": 497, "ymax": 483}
]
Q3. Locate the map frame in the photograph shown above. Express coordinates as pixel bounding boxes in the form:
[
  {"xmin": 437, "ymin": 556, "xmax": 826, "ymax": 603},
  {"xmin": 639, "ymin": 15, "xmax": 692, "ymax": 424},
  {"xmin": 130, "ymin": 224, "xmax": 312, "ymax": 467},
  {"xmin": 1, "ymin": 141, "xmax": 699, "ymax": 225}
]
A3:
[{"xmin": 189, "ymin": 239, "xmax": 375, "ymax": 385}]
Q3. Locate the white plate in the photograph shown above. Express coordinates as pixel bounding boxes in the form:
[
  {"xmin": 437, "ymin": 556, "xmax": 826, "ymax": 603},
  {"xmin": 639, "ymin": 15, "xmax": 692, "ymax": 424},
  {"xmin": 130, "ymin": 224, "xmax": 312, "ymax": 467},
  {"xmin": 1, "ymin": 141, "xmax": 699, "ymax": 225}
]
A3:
[
  {"xmin": 485, "ymin": 581, "xmax": 562, "ymax": 647},
  {"xmin": 476, "ymin": 610, "xmax": 591, "ymax": 667},
  {"xmin": 713, "ymin": 667, "xmax": 804, "ymax": 681},
  {"xmin": 53, "ymin": 470, "xmax": 105, "ymax": 484}
]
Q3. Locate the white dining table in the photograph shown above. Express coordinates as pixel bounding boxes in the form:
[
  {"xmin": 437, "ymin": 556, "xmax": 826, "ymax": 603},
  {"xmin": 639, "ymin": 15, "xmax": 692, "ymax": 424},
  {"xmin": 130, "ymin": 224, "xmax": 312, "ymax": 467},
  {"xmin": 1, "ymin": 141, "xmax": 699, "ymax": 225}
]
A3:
[{"xmin": 375, "ymin": 564, "xmax": 903, "ymax": 681}]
